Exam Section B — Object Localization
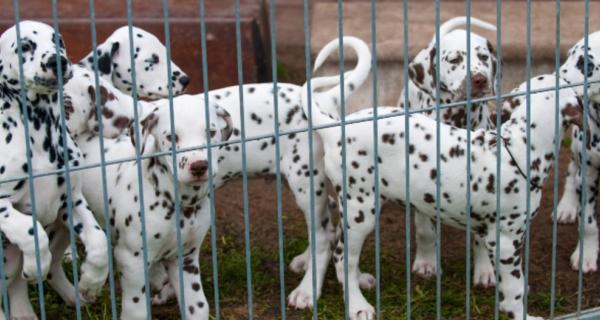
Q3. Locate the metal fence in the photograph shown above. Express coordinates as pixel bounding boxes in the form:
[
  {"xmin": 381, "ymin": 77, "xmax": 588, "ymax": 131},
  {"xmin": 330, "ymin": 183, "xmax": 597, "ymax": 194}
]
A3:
[{"xmin": 0, "ymin": 0, "xmax": 598, "ymax": 319}]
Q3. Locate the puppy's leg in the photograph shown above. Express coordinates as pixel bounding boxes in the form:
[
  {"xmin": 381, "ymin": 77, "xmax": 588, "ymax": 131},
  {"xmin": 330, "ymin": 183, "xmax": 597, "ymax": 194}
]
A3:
[
  {"xmin": 150, "ymin": 263, "xmax": 173, "ymax": 305},
  {"xmin": 556, "ymin": 134, "xmax": 581, "ymax": 224},
  {"xmin": 5, "ymin": 245, "xmax": 36, "ymax": 320},
  {"xmin": 473, "ymin": 234, "xmax": 495, "ymax": 288},
  {"xmin": 413, "ymin": 214, "xmax": 438, "ymax": 279},
  {"xmin": 285, "ymin": 143, "xmax": 334, "ymax": 309},
  {"xmin": 165, "ymin": 248, "xmax": 209, "ymax": 320},
  {"xmin": 61, "ymin": 194, "xmax": 108, "ymax": 302},
  {"xmin": 484, "ymin": 231, "xmax": 542, "ymax": 320},
  {"xmin": 46, "ymin": 222, "xmax": 81, "ymax": 306},
  {"xmin": 117, "ymin": 249, "xmax": 149, "ymax": 320},
  {"xmin": 333, "ymin": 198, "xmax": 375, "ymax": 320},
  {"xmin": 570, "ymin": 165, "xmax": 599, "ymax": 273},
  {"xmin": 0, "ymin": 203, "xmax": 51, "ymax": 281},
  {"xmin": 8, "ymin": 278, "xmax": 36, "ymax": 320}
]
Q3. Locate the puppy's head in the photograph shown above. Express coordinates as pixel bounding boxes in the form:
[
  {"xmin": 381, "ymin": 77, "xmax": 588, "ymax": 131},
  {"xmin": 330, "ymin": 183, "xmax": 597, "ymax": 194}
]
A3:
[
  {"xmin": 129, "ymin": 94, "xmax": 233, "ymax": 184},
  {"xmin": 409, "ymin": 29, "xmax": 497, "ymax": 103},
  {"xmin": 502, "ymin": 75, "xmax": 583, "ymax": 131},
  {"xmin": 63, "ymin": 65, "xmax": 133, "ymax": 138},
  {"xmin": 80, "ymin": 26, "xmax": 189, "ymax": 99},
  {"xmin": 559, "ymin": 31, "xmax": 600, "ymax": 101},
  {"xmin": 0, "ymin": 21, "xmax": 72, "ymax": 94}
]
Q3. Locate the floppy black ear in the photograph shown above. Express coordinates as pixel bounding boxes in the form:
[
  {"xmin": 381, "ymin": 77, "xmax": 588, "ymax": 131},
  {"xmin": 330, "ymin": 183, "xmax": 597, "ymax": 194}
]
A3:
[
  {"xmin": 214, "ymin": 104, "xmax": 233, "ymax": 141},
  {"xmin": 408, "ymin": 44, "xmax": 436, "ymax": 96},
  {"xmin": 82, "ymin": 41, "xmax": 120, "ymax": 77}
]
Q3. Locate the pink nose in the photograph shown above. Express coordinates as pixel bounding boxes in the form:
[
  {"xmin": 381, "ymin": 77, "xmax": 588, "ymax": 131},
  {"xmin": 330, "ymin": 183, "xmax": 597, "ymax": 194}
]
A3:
[
  {"xmin": 472, "ymin": 73, "xmax": 488, "ymax": 90},
  {"xmin": 190, "ymin": 160, "xmax": 209, "ymax": 178}
]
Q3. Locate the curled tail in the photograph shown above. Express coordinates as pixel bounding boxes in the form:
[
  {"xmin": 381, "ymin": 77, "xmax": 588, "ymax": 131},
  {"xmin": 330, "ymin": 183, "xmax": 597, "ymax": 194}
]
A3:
[
  {"xmin": 312, "ymin": 36, "xmax": 372, "ymax": 103},
  {"xmin": 435, "ymin": 16, "xmax": 496, "ymax": 43}
]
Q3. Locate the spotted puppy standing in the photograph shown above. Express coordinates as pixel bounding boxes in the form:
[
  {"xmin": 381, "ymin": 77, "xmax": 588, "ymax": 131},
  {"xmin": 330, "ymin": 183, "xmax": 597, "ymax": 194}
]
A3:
[
  {"xmin": 79, "ymin": 25, "xmax": 190, "ymax": 98},
  {"xmin": 74, "ymin": 94, "xmax": 232, "ymax": 320},
  {"xmin": 555, "ymin": 31, "xmax": 600, "ymax": 273},
  {"xmin": 146, "ymin": 36, "xmax": 372, "ymax": 309},
  {"xmin": 39, "ymin": 64, "xmax": 158, "ymax": 309},
  {"xmin": 397, "ymin": 16, "xmax": 499, "ymax": 287},
  {"xmin": 0, "ymin": 21, "xmax": 108, "ymax": 319},
  {"xmin": 303, "ymin": 74, "xmax": 582, "ymax": 319}
]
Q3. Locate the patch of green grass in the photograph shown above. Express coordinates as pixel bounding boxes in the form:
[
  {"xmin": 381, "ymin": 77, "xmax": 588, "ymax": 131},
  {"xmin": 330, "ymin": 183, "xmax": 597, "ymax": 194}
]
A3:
[
  {"xmin": 276, "ymin": 63, "xmax": 291, "ymax": 82},
  {"xmin": 31, "ymin": 235, "xmax": 571, "ymax": 319}
]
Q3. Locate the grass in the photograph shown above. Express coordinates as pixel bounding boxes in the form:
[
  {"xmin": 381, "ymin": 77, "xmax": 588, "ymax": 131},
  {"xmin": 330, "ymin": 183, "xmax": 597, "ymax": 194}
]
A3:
[{"xmin": 28, "ymin": 230, "xmax": 571, "ymax": 320}]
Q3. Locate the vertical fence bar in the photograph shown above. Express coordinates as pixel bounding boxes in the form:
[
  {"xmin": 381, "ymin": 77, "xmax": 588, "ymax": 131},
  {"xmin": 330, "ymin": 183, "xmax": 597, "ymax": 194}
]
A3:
[
  {"xmin": 301, "ymin": 0, "xmax": 320, "ymax": 317},
  {"xmin": 124, "ymin": 0, "xmax": 153, "ymax": 316},
  {"xmin": 464, "ymin": 5, "xmax": 473, "ymax": 319},
  {"xmin": 233, "ymin": 1, "xmax": 255, "ymax": 317},
  {"xmin": 49, "ymin": 3, "xmax": 83, "ymax": 319},
  {"xmin": 402, "ymin": 1, "xmax": 412, "ymax": 318},
  {"xmin": 522, "ymin": 0, "xmax": 533, "ymax": 319},
  {"xmin": 267, "ymin": 0, "xmax": 287, "ymax": 318},
  {"xmin": 86, "ymin": 1, "xmax": 118, "ymax": 318},
  {"xmin": 159, "ymin": 2, "xmax": 187, "ymax": 318},
  {"xmin": 434, "ymin": 1, "xmax": 443, "ymax": 318},
  {"xmin": 11, "ymin": 2, "xmax": 47, "ymax": 318},
  {"xmin": 0, "ymin": 221, "xmax": 7, "ymax": 318},
  {"xmin": 197, "ymin": 0, "xmax": 221, "ymax": 317},
  {"xmin": 493, "ymin": 0, "xmax": 503, "ymax": 319},
  {"xmin": 577, "ymin": 0, "xmax": 591, "ymax": 314},
  {"xmin": 369, "ymin": 0, "xmax": 381, "ymax": 318},
  {"xmin": 549, "ymin": 0, "xmax": 561, "ymax": 318},
  {"xmin": 335, "ymin": 1, "xmax": 349, "ymax": 319},
  {"xmin": 310, "ymin": 0, "xmax": 322, "ymax": 316}
]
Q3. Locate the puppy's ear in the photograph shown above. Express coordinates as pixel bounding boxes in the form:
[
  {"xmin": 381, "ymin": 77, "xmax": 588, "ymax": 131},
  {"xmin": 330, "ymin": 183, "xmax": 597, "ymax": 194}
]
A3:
[
  {"xmin": 561, "ymin": 96, "xmax": 584, "ymax": 129},
  {"xmin": 86, "ymin": 41, "xmax": 120, "ymax": 78},
  {"xmin": 487, "ymin": 40, "xmax": 500, "ymax": 95},
  {"xmin": 408, "ymin": 44, "xmax": 436, "ymax": 96},
  {"xmin": 214, "ymin": 103, "xmax": 233, "ymax": 141},
  {"xmin": 129, "ymin": 111, "xmax": 159, "ymax": 155},
  {"xmin": 87, "ymin": 84, "xmax": 111, "ymax": 107}
]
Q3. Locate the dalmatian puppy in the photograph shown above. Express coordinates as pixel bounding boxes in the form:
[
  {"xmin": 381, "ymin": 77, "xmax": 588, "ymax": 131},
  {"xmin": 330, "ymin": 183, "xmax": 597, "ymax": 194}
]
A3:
[
  {"xmin": 302, "ymin": 74, "xmax": 582, "ymax": 320},
  {"xmin": 555, "ymin": 31, "xmax": 600, "ymax": 273},
  {"xmin": 146, "ymin": 36, "xmax": 372, "ymax": 309},
  {"xmin": 399, "ymin": 16, "xmax": 499, "ymax": 287},
  {"xmin": 0, "ymin": 21, "xmax": 108, "ymax": 319},
  {"xmin": 74, "ymin": 94, "xmax": 232, "ymax": 320},
  {"xmin": 79, "ymin": 26, "xmax": 190, "ymax": 99},
  {"xmin": 38, "ymin": 64, "xmax": 153, "ymax": 308}
]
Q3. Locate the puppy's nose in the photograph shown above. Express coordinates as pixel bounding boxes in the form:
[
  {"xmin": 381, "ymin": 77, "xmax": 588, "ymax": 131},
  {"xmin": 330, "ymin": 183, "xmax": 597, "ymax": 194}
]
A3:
[
  {"xmin": 190, "ymin": 160, "xmax": 208, "ymax": 178},
  {"xmin": 179, "ymin": 76, "xmax": 190, "ymax": 88},
  {"xmin": 472, "ymin": 73, "xmax": 488, "ymax": 90},
  {"xmin": 46, "ymin": 54, "xmax": 69, "ymax": 77}
]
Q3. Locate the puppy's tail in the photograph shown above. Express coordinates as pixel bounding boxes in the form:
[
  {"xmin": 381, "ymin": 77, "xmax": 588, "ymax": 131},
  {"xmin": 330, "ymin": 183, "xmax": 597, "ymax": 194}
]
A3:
[
  {"xmin": 300, "ymin": 75, "xmax": 346, "ymax": 148},
  {"xmin": 312, "ymin": 36, "xmax": 372, "ymax": 103},
  {"xmin": 436, "ymin": 16, "xmax": 496, "ymax": 42}
]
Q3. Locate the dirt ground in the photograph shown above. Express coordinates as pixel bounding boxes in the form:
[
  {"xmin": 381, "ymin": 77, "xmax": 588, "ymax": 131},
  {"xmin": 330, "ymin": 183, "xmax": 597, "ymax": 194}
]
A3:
[{"xmin": 143, "ymin": 144, "xmax": 600, "ymax": 319}]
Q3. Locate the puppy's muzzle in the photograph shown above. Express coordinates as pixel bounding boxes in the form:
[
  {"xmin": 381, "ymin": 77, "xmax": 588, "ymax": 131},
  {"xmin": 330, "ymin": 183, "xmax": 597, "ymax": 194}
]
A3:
[
  {"xmin": 190, "ymin": 160, "xmax": 209, "ymax": 179},
  {"xmin": 471, "ymin": 73, "xmax": 489, "ymax": 97}
]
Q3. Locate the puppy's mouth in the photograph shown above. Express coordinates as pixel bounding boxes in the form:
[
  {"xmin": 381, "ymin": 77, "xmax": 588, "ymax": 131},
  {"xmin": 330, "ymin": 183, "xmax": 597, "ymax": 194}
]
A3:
[
  {"xmin": 455, "ymin": 85, "xmax": 491, "ymax": 101},
  {"xmin": 32, "ymin": 70, "xmax": 73, "ymax": 89}
]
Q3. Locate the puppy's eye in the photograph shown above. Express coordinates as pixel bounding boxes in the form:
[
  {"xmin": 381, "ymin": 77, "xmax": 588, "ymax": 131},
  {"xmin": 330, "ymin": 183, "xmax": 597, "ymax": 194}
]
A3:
[
  {"xmin": 448, "ymin": 56, "xmax": 462, "ymax": 64},
  {"xmin": 21, "ymin": 43, "xmax": 31, "ymax": 52},
  {"xmin": 145, "ymin": 54, "xmax": 160, "ymax": 64},
  {"xmin": 209, "ymin": 128, "xmax": 217, "ymax": 138},
  {"xmin": 477, "ymin": 53, "xmax": 489, "ymax": 62}
]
